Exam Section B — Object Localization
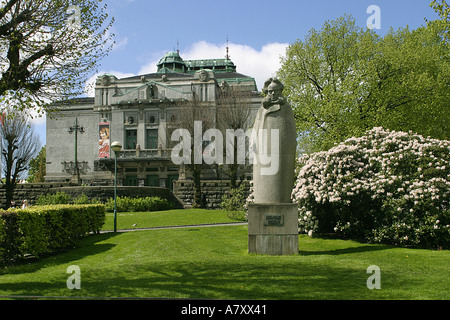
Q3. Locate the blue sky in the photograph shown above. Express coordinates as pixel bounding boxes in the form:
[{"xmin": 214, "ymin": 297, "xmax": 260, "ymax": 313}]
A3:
[
  {"xmin": 33, "ymin": 0, "xmax": 440, "ymax": 145},
  {"xmin": 102, "ymin": 0, "xmax": 439, "ymax": 77}
]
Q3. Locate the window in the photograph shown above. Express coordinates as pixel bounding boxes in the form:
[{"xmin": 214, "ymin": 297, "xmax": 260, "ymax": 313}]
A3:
[
  {"xmin": 146, "ymin": 112, "xmax": 158, "ymax": 124},
  {"xmin": 124, "ymin": 112, "xmax": 138, "ymax": 125},
  {"xmin": 146, "ymin": 129, "xmax": 158, "ymax": 149},
  {"xmin": 146, "ymin": 175, "xmax": 158, "ymax": 187},
  {"xmin": 126, "ymin": 130, "xmax": 137, "ymax": 149},
  {"xmin": 126, "ymin": 175, "xmax": 138, "ymax": 186}
]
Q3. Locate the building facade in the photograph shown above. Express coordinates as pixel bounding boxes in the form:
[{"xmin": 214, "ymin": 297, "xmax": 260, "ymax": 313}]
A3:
[{"xmin": 46, "ymin": 51, "xmax": 261, "ymax": 189}]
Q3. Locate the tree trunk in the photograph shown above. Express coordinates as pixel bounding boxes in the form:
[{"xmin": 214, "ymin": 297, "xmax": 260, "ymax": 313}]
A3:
[
  {"xmin": 4, "ymin": 181, "xmax": 15, "ymax": 209},
  {"xmin": 192, "ymin": 164, "xmax": 203, "ymax": 208}
]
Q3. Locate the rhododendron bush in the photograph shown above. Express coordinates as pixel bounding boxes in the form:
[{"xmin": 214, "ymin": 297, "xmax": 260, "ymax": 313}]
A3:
[{"xmin": 292, "ymin": 127, "xmax": 450, "ymax": 249}]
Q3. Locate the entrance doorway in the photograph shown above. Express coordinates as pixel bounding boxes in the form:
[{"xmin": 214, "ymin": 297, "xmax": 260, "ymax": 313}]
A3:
[{"xmin": 125, "ymin": 175, "xmax": 138, "ymax": 186}]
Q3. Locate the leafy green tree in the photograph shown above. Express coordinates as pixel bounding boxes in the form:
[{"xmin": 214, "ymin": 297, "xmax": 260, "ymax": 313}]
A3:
[
  {"xmin": 27, "ymin": 145, "xmax": 45, "ymax": 183},
  {"xmin": 0, "ymin": 0, "xmax": 114, "ymax": 116},
  {"xmin": 429, "ymin": 0, "xmax": 449, "ymax": 40},
  {"xmin": 278, "ymin": 15, "xmax": 449, "ymax": 153}
]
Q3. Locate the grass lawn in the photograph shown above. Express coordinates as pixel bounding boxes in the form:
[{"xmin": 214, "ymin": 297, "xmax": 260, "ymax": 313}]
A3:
[
  {"xmin": 102, "ymin": 208, "xmax": 244, "ymax": 231},
  {"xmin": 0, "ymin": 209, "xmax": 448, "ymax": 300}
]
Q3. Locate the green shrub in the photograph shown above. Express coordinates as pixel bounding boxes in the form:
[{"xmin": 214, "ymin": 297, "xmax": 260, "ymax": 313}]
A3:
[
  {"xmin": 72, "ymin": 193, "xmax": 101, "ymax": 205},
  {"xmin": 221, "ymin": 184, "xmax": 248, "ymax": 221},
  {"xmin": 104, "ymin": 196, "xmax": 172, "ymax": 212},
  {"xmin": 37, "ymin": 192, "xmax": 102, "ymax": 206},
  {"xmin": 0, "ymin": 204, "xmax": 105, "ymax": 266},
  {"xmin": 292, "ymin": 127, "xmax": 450, "ymax": 249},
  {"xmin": 36, "ymin": 191, "xmax": 71, "ymax": 205},
  {"xmin": 0, "ymin": 211, "xmax": 21, "ymax": 265},
  {"xmin": 16, "ymin": 209, "xmax": 48, "ymax": 258}
]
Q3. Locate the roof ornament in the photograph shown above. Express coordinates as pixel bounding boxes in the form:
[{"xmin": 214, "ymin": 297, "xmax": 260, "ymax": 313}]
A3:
[{"xmin": 225, "ymin": 36, "xmax": 230, "ymax": 60}]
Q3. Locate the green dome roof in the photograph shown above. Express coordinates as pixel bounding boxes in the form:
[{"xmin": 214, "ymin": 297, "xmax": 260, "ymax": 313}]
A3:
[
  {"xmin": 156, "ymin": 51, "xmax": 238, "ymax": 74},
  {"xmin": 157, "ymin": 51, "xmax": 187, "ymax": 73},
  {"xmin": 157, "ymin": 51, "xmax": 185, "ymax": 65}
]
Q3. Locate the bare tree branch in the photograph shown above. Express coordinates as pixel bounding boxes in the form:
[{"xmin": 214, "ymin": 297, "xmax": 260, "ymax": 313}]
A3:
[{"xmin": 1, "ymin": 110, "xmax": 40, "ymax": 209}]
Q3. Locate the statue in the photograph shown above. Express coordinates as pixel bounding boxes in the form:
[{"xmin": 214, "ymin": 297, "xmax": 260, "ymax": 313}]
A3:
[
  {"xmin": 252, "ymin": 78, "xmax": 297, "ymax": 204},
  {"xmin": 248, "ymin": 78, "xmax": 298, "ymax": 255}
]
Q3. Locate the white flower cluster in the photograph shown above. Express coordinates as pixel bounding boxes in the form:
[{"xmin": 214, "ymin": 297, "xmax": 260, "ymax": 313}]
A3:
[
  {"xmin": 291, "ymin": 127, "xmax": 450, "ymax": 248},
  {"xmin": 243, "ymin": 180, "xmax": 254, "ymax": 221}
]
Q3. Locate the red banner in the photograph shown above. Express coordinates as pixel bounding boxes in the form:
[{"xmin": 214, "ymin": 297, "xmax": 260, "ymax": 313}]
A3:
[{"xmin": 99, "ymin": 123, "xmax": 110, "ymax": 158}]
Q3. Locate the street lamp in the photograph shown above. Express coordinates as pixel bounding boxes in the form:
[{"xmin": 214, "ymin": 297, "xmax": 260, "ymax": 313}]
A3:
[
  {"xmin": 68, "ymin": 118, "xmax": 85, "ymax": 185},
  {"xmin": 111, "ymin": 141, "xmax": 122, "ymax": 233}
]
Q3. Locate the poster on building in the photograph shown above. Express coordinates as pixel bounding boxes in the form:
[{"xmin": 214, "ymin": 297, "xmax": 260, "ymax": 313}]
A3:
[{"xmin": 99, "ymin": 122, "xmax": 110, "ymax": 158}]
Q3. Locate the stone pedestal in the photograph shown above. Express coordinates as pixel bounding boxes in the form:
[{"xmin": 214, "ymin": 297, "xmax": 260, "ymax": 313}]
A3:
[{"xmin": 248, "ymin": 203, "xmax": 298, "ymax": 255}]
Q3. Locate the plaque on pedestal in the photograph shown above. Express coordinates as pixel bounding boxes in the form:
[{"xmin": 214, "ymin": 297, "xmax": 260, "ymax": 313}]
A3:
[{"xmin": 248, "ymin": 203, "xmax": 298, "ymax": 255}]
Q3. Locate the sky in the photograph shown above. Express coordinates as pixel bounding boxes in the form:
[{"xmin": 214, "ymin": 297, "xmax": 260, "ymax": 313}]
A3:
[{"xmin": 33, "ymin": 0, "xmax": 441, "ymax": 145}]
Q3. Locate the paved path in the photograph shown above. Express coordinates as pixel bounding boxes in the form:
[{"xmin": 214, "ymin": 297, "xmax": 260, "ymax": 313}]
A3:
[{"xmin": 101, "ymin": 222, "xmax": 248, "ymax": 234}]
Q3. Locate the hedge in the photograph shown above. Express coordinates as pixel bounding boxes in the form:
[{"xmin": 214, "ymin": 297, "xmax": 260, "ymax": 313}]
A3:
[
  {"xmin": 36, "ymin": 192, "xmax": 172, "ymax": 213},
  {"xmin": 104, "ymin": 196, "xmax": 172, "ymax": 212},
  {"xmin": 0, "ymin": 204, "xmax": 105, "ymax": 266}
]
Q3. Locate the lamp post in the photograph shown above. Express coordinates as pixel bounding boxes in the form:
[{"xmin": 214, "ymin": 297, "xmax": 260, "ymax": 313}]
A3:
[
  {"xmin": 68, "ymin": 118, "xmax": 85, "ymax": 184},
  {"xmin": 111, "ymin": 141, "xmax": 122, "ymax": 233}
]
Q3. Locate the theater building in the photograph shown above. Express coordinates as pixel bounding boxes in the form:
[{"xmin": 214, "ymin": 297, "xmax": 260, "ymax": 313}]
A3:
[{"xmin": 45, "ymin": 51, "xmax": 261, "ymax": 189}]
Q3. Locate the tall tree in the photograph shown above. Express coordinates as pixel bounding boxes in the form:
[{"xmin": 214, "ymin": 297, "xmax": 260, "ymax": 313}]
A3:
[
  {"xmin": 1, "ymin": 111, "xmax": 40, "ymax": 209},
  {"xmin": 216, "ymin": 87, "xmax": 254, "ymax": 188},
  {"xmin": 278, "ymin": 14, "xmax": 449, "ymax": 153},
  {"xmin": 170, "ymin": 98, "xmax": 215, "ymax": 208},
  {"xmin": 27, "ymin": 145, "xmax": 45, "ymax": 182},
  {"xmin": 429, "ymin": 0, "xmax": 450, "ymax": 40},
  {"xmin": 0, "ymin": 0, "xmax": 114, "ymax": 116}
]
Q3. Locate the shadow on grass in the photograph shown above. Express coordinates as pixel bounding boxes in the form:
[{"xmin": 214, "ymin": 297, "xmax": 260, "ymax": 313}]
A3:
[
  {"xmin": 1, "ymin": 231, "xmax": 440, "ymax": 300},
  {"xmin": 0, "ymin": 232, "xmax": 119, "ymax": 275},
  {"xmin": 299, "ymin": 245, "xmax": 390, "ymax": 256},
  {"xmin": 0, "ymin": 260, "xmax": 373, "ymax": 300},
  {"xmin": 39, "ymin": 258, "xmax": 424, "ymax": 300}
]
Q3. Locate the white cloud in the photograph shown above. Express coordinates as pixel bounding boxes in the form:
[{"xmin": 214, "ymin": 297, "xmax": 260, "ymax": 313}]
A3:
[
  {"xmin": 138, "ymin": 50, "xmax": 165, "ymax": 75},
  {"xmin": 107, "ymin": 24, "xmax": 129, "ymax": 52},
  {"xmin": 138, "ymin": 41, "xmax": 289, "ymax": 91},
  {"xmin": 184, "ymin": 41, "xmax": 288, "ymax": 90},
  {"xmin": 112, "ymin": 36, "xmax": 128, "ymax": 51}
]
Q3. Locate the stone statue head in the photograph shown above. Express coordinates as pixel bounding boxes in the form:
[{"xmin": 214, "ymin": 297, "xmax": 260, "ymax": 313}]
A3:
[{"xmin": 262, "ymin": 78, "xmax": 285, "ymax": 106}]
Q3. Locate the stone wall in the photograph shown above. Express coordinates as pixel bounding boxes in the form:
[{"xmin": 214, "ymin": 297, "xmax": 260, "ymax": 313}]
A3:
[
  {"xmin": 173, "ymin": 180, "xmax": 250, "ymax": 209},
  {"xmin": 1, "ymin": 180, "xmax": 250, "ymax": 210},
  {"xmin": 0, "ymin": 183, "xmax": 183, "ymax": 209},
  {"xmin": 0, "ymin": 183, "xmax": 74, "ymax": 208}
]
